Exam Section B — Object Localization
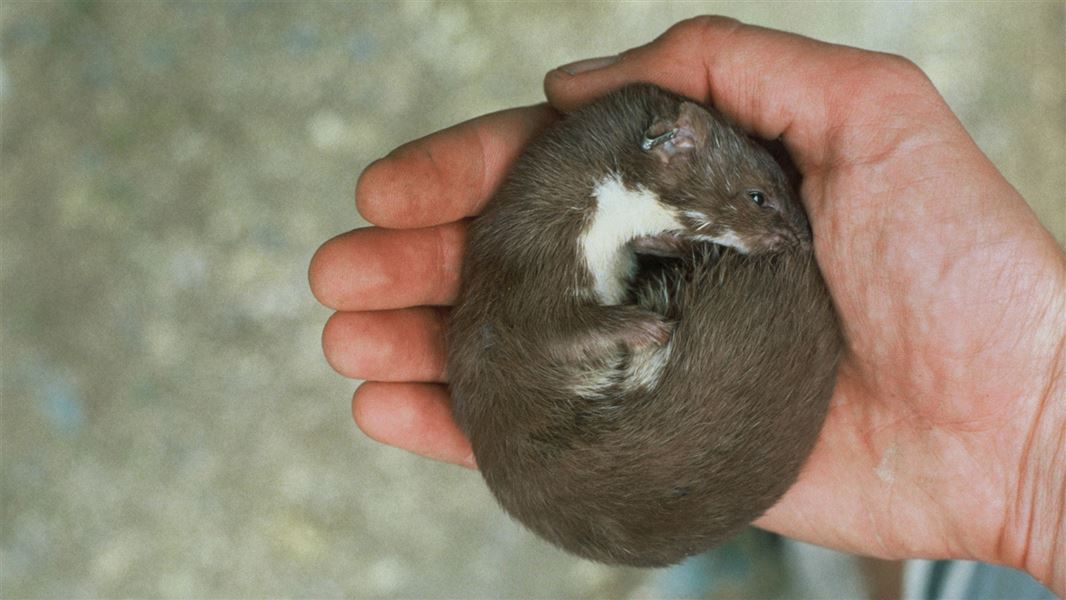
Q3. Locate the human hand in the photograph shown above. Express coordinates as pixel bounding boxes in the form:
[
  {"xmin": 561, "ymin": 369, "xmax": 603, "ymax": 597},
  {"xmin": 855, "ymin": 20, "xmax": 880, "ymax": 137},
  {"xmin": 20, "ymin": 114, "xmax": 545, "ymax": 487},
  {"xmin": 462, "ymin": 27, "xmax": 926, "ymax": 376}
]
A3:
[{"xmin": 309, "ymin": 18, "xmax": 1065, "ymax": 591}]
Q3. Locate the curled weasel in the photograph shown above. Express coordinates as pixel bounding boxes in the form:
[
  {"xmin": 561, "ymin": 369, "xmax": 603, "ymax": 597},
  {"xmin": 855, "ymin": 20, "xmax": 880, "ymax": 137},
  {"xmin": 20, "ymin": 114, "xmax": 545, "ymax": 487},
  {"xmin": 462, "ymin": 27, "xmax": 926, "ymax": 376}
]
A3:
[{"xmin": 447, "ymin": 84, "xmax": 841, "ymax": 567}]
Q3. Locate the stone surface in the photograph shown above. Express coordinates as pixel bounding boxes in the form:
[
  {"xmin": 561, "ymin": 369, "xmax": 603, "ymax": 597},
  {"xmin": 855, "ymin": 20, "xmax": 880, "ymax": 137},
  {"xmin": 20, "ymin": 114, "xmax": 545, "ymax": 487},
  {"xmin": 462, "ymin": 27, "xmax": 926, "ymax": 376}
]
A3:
[{"xmin": 1, "ymin": 2, "xmax": 1063, "ymax": 597}]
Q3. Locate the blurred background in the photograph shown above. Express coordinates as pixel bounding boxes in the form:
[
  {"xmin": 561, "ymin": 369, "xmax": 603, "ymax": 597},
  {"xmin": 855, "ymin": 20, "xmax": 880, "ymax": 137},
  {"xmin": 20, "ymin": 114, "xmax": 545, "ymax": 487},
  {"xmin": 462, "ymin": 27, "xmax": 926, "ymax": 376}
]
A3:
[{"xmin": 1, "ymin": 1, "xmax": 1062, "ymax": 598}]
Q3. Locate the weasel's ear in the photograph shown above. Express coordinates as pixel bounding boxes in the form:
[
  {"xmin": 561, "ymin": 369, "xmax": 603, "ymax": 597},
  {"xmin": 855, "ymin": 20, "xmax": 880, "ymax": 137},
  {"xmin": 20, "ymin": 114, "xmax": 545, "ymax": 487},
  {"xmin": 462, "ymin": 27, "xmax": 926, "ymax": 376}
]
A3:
[{"xmin": 642, "ymin": 102, "xmax": 709, "ymax": 165}]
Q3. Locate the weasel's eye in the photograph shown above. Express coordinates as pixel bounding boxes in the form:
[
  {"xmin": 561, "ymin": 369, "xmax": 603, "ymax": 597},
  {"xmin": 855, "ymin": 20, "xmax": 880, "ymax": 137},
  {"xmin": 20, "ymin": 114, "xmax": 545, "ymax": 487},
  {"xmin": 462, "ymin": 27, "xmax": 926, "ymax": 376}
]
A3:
[{"xmin": 747, "ymin": 190, "xmax": 767, "ymax": 207}]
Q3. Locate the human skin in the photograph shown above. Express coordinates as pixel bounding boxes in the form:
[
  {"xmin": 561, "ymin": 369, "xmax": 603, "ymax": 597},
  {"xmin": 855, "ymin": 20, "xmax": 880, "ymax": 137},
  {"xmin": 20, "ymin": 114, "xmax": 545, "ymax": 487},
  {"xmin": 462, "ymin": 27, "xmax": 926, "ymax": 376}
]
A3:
[{"xmin": 309, "ymin": 18, "xmax": 1065, "ymax": 592}]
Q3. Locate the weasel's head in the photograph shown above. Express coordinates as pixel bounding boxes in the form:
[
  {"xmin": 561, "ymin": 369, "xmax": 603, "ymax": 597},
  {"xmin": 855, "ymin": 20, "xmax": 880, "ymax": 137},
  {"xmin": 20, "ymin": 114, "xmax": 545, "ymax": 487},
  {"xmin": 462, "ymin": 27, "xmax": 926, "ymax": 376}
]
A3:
[{"xmin": 639, "ymin": 101, "xmax": 810, "ymax": 255}]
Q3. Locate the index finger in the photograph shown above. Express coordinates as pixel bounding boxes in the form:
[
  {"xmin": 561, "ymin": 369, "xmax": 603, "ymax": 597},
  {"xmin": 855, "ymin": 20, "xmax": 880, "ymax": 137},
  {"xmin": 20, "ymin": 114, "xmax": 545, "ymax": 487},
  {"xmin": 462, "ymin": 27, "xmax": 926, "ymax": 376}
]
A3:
[{"xmin": 356, "ymin": 104, "xmax": 558, "ymax": 229}]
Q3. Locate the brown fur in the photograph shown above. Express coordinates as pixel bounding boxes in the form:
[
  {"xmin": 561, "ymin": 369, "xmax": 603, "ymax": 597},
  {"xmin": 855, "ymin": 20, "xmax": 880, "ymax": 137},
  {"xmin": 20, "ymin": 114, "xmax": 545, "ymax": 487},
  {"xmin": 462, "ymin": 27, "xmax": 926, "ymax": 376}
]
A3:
[{"xmin": 447, "ymin": 84, "xmax": 842, "ymax": 567}]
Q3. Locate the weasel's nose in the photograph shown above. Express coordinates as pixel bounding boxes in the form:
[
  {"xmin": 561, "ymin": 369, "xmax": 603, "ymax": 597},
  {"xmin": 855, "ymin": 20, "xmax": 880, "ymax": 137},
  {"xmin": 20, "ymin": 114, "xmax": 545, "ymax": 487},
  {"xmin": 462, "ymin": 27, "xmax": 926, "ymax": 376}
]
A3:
[
  {"xmin": 774, "ymin": 226, "xmax": 807, "ymax": 250},
  {"xmin": 761, "ymin": 231, "xmax": 795, "ymax": 251}
]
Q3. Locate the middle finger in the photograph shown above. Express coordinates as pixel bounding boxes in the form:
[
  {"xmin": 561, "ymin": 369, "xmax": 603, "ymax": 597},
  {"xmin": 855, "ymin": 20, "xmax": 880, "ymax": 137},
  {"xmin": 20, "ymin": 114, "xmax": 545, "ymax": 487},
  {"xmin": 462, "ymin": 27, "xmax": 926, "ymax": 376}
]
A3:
[{"xmin": 309, "ymin": 222, "xmax": 467, "ymax": 312}]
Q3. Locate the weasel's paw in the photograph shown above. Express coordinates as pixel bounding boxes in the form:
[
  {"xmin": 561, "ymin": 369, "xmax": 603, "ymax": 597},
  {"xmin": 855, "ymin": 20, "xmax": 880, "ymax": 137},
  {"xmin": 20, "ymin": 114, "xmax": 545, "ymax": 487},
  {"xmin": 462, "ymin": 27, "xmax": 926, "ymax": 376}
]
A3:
[
  {"xmin": 631, "ymin": 232, "xmax": 692, "ymax": 257},
  {"xmin": 620, "ymin": 311, "xmax": 674, "ymax": 349}
]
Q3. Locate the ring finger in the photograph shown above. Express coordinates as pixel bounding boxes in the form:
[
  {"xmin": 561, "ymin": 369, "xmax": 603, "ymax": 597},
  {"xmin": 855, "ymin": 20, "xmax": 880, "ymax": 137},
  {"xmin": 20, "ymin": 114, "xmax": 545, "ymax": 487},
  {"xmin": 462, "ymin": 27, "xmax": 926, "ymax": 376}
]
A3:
[{"xmin": 322, "ymin": 307, "xmax": 449, "ymax": 382}]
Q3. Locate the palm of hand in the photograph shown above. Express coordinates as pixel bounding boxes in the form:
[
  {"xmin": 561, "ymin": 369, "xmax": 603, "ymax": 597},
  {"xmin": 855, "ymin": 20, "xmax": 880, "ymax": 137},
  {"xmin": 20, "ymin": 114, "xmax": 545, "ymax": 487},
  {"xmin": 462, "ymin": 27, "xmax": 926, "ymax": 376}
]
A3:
[{"xmin": 764, "ymin": 102, "xmax": 1061, "ymax": 567}]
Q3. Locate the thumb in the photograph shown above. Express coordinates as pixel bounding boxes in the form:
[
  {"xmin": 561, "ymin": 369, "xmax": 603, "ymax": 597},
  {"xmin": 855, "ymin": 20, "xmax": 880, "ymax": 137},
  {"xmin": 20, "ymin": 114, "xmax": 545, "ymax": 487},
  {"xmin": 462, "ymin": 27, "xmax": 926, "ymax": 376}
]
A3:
[{"xmin": 543, "ymin": 16, "xmax": 944, "ymax": 173}]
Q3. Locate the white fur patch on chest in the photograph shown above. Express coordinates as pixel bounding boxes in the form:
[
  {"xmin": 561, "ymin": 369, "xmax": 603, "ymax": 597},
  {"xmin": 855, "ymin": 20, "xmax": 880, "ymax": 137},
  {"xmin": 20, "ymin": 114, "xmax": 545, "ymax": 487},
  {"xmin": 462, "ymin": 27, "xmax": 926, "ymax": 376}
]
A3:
[
  {"xmin": 683, "ymin": 210, "xmax": 751, "ymax": 254},
  {"xmin": 579, "ymin": 174, "xmax": 682, "ymax": 304}
]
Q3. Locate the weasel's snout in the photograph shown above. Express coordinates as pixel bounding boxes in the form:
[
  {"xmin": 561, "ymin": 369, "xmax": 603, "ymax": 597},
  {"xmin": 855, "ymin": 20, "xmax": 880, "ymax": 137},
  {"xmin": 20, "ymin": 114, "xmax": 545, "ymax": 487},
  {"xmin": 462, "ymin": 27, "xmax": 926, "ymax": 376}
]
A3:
[
  {"xmin": 759, "ymin": 230, "xmax": 800, "ymax": 251},
  {"xmin": 758, "ymin": 220, "xmax": 810, "ymax": 252}
]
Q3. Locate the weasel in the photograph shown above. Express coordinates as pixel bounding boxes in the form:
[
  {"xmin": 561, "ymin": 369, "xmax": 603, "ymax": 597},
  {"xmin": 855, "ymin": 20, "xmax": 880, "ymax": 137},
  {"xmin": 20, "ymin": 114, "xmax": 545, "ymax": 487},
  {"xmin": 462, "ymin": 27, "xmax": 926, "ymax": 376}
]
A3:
[{"xmin": 446, "ymin": 84, "xmax": 841, "ymax": 567}]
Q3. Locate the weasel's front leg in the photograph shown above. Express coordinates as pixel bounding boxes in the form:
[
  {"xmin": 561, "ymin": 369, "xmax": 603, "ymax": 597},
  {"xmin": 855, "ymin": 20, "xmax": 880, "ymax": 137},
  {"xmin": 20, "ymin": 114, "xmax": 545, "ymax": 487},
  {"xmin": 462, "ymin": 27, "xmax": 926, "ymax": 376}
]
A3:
[{"xmin": 630, "ymin": 232, "xmax": 693, "ymax": 257}]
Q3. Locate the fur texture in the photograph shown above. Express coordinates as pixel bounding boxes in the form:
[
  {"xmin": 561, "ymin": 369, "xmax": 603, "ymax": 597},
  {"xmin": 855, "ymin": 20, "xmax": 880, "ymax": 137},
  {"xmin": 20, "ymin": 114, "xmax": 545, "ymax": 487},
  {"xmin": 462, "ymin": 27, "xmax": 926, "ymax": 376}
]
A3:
[{"xmin": 447, "ymin": 84, "xmax": 842, "ymax": 567}]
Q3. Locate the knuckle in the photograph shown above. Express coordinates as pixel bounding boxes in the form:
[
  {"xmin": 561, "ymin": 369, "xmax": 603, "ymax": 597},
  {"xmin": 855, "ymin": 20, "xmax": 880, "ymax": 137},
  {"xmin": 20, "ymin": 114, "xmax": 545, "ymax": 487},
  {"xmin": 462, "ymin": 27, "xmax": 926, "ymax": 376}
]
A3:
[
  {"xmin": 428, "ymin": 307, "xmax": 450, "ymax": 381},
  {"xmin": 877, "ymin": 53, "xmax": 927, "ymax": 81},
  {"xmin": 428, "ymin": 226, "xmax": 452, "ymax": 297},
  {"xmin": 668, "ymin": 15, "xmax": 739, "ymax": 42},
  {"xmin": 652, "ymin": 16, "xmax": 744, "ymax": 68},
  {"xmin": 429, "ymin": 222, "xmax": 466, "ymax": 297},
  {"xmin": 862, "ymin": 52, "xmax": 935, "ymax": 93}
]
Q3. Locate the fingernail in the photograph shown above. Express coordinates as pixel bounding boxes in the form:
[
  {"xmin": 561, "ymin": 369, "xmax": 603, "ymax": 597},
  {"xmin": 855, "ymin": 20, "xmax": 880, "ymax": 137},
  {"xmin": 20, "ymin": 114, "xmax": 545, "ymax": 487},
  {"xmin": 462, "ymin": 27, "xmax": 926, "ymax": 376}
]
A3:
[{"xmin": 558, "ymin": 54, "xmax": 619, "ymax": 76}]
